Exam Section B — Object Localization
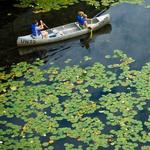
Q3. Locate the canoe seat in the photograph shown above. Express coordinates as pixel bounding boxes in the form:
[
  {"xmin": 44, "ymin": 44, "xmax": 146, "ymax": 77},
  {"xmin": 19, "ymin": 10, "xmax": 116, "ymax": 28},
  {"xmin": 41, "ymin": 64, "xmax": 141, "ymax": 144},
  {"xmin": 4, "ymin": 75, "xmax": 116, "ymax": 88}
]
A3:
[
  {"xmin": 49, "ymin": 32, "xmax": 57, "ymax": 38},
  {"xmin": 51, "ymin": 29, "xmax": 64, "ymax": 37}
]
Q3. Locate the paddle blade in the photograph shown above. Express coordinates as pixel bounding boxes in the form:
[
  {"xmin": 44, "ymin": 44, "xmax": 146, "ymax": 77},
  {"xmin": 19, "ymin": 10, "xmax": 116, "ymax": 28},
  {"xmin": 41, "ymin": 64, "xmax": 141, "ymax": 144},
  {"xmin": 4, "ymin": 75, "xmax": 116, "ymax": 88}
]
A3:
[{"xmin": 90, "ymin": 29, "xmax": 93, "ymax": 39}]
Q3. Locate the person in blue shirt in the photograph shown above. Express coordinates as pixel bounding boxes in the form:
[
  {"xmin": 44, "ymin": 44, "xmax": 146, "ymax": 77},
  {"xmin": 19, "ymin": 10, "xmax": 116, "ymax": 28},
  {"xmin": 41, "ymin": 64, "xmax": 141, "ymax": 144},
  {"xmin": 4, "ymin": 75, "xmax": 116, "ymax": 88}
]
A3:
[
  {"xmin": 31, "ymin": 20, "xmax": 41, "ymax": 38},
  {"xmin": 76, "ymin": 11, "xmax": 92, "ymax": 29},
  {"xmin": 31, "ymin": 20, "xmax": 49, "ymax": 39}
]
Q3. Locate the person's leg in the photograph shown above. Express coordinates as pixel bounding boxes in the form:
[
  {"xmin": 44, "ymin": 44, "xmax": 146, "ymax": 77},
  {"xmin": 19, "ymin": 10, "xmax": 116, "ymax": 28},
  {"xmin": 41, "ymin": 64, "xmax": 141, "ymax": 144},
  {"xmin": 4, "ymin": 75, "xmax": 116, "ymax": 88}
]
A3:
[
  {"xmin": 45, "ymin": 31, "xmax": 48, "ymax": 38},
  {"xmin": 41, "ymin": 31, "xmax": 48, "ymax": 38},
  {"xmin": 41, "ymin": 31, "xmax": 44, "ymax": 39},
  {"xmin": 84, "ymin": 21, "xmax": 92, "ymax": 29},
  {"xmin": 84, "ymin": 21, "xmax": 88, "ymax": 28}
]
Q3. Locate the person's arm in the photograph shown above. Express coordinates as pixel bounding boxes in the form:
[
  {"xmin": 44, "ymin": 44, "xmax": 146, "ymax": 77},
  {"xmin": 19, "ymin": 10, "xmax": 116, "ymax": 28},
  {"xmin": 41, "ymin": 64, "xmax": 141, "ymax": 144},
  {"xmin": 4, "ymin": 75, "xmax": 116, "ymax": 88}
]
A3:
[
  {"xmin": 84, "ymin": 14, "xmax": 91, "ymax": 21},
  {"xmin": 38, "ymin": 25, "xmax": 44, "ymax": 30},
  {"xmin": 36, "ymin": 26, "xmax": 42, "ymax": 31},
  {"xmin": 43, "ymin": 22, "xmax": 48, "ymax": 29}
]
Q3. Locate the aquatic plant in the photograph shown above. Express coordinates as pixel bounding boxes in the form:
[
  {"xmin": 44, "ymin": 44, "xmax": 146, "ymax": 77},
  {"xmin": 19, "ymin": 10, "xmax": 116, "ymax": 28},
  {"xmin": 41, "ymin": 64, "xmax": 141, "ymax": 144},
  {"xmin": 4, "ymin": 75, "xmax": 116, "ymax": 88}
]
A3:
[
  {"xmin": 0, "ymin": 50, "xmax": 150, "ymax": 149},
  {"xmin": 14, "ymin": 0, "xmax": 148, "ymax": 12}
]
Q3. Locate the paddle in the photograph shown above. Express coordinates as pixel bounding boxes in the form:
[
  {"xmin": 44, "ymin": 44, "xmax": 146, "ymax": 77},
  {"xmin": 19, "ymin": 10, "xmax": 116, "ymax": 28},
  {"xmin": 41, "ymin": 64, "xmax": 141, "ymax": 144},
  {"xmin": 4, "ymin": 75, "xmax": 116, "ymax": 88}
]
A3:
[
  {"xmin": 90, "ymin": 20, "xmax": 93, "ymax": 39},
  {"xmin": 89, "ymin": 7, "xmax": 109, "ymax": 39},
  {"xmin": 93, "ymin": 7, "xmax": 109, "ymax": 18},
  {"xmin": 44, "ymin": 23, "xmax": 49, "ymax": 29}
]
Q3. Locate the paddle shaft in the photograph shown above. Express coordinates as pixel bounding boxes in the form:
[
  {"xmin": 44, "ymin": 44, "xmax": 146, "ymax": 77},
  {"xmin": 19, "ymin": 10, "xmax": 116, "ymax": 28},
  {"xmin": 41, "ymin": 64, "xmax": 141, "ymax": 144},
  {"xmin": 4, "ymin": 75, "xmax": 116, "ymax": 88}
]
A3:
[
  {"xmin": 44, "ymin": 24, "xmax": 49, "ymax": 29},
  {"xmin": 90, "ymin": 19, "xmax": 93, "ymax": 39},
  {"xmin": 93, "ymin": 7, "xmax": 109, "ymax": 18},
  {"xmin": 89, "ymin": 7, "xmax": 109, "ymax": 38}
]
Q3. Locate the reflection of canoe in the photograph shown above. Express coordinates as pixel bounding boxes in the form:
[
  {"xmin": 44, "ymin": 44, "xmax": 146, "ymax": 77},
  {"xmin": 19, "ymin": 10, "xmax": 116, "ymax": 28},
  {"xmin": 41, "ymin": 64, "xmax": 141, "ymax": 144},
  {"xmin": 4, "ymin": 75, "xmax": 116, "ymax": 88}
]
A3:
[
  {"xmin": 17, "ymin": 14, "xmax": 110, "ymax": 47},
  {"xmin": 18, "ymin": 24, "xmax": 112, "ymax": 55}
]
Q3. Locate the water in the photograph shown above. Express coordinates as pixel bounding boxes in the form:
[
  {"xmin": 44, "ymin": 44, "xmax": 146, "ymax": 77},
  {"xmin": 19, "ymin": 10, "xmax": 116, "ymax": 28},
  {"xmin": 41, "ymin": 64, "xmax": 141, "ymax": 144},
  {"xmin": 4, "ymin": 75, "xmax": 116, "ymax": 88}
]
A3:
[
  {"xmin": 0, "ymin": 2, "xmax": 97, "ymax": 67},
  {"xmin": 0, "ymin": 3, "xmax": 150, "ymax": 149},
  {"xmin": 0, "ymin": 3, "xmax": 149, "ymax": 69}
]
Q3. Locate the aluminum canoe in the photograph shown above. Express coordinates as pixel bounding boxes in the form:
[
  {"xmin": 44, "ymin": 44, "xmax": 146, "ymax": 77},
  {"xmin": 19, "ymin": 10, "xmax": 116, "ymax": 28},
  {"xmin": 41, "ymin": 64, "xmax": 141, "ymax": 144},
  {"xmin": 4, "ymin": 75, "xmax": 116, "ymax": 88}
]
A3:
[{"xmin": 17, "ymin": 14, "xmax": 110, "ymax": 47}]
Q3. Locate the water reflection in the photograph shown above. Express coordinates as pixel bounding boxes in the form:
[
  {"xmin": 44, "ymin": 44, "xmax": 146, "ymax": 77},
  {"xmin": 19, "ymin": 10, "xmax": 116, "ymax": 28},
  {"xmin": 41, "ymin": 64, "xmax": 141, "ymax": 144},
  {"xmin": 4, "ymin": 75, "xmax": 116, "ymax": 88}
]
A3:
[{"xmin": 18, "ymin": 24, "xmax": 111, "ymax": 62}]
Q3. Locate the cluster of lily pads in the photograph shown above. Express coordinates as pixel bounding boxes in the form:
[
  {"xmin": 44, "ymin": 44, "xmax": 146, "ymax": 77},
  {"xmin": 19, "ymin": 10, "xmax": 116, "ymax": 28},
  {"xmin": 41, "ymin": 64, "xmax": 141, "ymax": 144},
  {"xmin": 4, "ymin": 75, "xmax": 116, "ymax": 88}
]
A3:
[
  {"xmin": 15, "ymin": 0, "xmax": 150, "ymax": 12},
  {"xmin": 0, "ymin": 50, "xmax": 150, "ymax": 150}
]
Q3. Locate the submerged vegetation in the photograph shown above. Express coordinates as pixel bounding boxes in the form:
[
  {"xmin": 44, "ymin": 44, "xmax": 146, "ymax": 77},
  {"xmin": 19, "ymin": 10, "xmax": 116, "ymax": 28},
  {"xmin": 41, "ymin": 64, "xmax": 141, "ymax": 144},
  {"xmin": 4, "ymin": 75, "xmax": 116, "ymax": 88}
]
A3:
[
  {"xmin": 15, "ymin": 0, "xmax": 149, "ymax": 12},
  {"xmin": 0, "ymin": 50, "xmax": 150, "ymax": 149}
]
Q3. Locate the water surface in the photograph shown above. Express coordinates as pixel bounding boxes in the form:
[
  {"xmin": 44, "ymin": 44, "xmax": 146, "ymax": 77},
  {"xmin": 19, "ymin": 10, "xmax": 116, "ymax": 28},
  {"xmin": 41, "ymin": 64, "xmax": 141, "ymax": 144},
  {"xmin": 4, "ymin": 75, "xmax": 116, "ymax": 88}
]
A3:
[{"xmin": 0, "ymin": 3, "xmax": 149, "ymax": 68}]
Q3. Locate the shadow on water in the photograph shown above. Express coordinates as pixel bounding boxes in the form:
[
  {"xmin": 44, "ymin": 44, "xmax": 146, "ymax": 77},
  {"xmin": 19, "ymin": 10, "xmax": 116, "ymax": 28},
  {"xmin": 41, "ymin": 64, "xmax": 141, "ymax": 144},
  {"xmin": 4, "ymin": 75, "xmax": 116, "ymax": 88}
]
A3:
[{"xmin": 18, "ymin": 24, "xmax": 112, "ymax": 63}]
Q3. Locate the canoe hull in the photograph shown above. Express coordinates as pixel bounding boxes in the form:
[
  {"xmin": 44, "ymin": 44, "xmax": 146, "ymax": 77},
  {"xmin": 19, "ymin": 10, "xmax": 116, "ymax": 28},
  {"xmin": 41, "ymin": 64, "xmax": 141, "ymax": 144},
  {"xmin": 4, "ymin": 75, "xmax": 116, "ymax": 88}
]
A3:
[{"xmin": 17, "ymin": 14, "xmax": 110, "ymax": 47}]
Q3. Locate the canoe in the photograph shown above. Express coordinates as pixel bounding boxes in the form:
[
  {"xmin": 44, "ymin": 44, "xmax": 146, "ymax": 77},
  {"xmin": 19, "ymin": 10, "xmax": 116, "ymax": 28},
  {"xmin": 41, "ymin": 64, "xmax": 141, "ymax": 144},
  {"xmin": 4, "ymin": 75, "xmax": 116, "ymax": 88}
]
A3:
[
  {"xmin": 17, "ymin": 14, "xmax": 110, "ymax": 47},
  {"xmin": 18, "ymin": 24, "xmax": 112, "ymax": 55}
]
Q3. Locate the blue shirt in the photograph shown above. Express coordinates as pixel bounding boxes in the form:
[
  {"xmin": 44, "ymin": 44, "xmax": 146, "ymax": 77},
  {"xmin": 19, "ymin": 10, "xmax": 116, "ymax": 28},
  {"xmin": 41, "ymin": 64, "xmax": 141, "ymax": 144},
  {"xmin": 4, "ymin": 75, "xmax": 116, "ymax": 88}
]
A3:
[
  {"xmin": 76, "ymin": 15, "xmax": 86, "ymax": 25},
  {"xmin": 31, "ymin": 23, "xmax": 41, "ymax": 37}
]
